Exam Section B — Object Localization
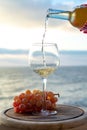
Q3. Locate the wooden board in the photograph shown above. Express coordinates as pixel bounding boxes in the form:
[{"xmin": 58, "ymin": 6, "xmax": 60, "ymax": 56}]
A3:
[
  {"xmin": 0, "ymin": 105, "xmax": 87, "ymax": 130},
  {"xmin": 5, "ymin": 105, "xmax": 84, "ymax": 122}
]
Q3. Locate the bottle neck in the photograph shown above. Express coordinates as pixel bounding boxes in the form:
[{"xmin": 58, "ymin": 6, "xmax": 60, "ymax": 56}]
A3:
[{"xmin": 47, "ymin": 8, "xmax": 70, "ymax": 20}]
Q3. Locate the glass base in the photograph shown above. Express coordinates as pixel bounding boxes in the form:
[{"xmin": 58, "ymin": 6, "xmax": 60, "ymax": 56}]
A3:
[{"xmin": 33, "ymin": 109, "xmax": 57, "ymax": 116}]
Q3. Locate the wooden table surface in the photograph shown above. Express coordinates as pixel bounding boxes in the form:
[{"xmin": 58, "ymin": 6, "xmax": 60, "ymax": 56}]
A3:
[{"xmin": 0, "ymin": 104, "xmax": 87, "ymax": 130}]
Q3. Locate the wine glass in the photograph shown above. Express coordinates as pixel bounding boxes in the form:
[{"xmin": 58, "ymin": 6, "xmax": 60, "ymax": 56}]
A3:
[{"xmin": 28, "ymin": 43, "xmax": 60, "ymax": 116}]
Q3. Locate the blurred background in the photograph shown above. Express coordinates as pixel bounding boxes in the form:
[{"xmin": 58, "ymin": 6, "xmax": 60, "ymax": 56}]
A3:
[
  {"xmin": 0, "ymin": 0, "xmax": 87, "ymax": 66},
  {"xmin": 0, "ymin": 0, "xmax": 87, "ymax": 111}
]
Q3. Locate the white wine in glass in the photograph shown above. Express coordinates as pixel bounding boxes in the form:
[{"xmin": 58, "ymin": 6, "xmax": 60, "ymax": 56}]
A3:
[{"xmin": 28, "ymin": 43, "xmax": 60, "ymax": 116}]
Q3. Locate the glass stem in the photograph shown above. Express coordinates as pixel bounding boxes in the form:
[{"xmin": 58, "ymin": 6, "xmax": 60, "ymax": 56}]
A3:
[{"xmin": 42, "ymin": 78, "xmax": 47, "ymax": 111}]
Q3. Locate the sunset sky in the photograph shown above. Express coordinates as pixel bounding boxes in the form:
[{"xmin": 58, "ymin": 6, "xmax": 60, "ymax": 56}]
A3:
[{"xmin": 0, "ymin": 0, "xmax": 87, "ymax": 66}]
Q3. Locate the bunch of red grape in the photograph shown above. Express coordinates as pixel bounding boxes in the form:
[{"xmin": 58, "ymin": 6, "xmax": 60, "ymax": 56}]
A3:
[{"xmin": 13, "ymin": 89, "xmax": 59, "ymax": 113}]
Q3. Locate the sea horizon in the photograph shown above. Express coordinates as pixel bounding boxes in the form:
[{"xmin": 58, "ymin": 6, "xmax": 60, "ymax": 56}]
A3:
[{"xmin": 0, "ymin": 48, "xmax": 87, "ymax": 67}]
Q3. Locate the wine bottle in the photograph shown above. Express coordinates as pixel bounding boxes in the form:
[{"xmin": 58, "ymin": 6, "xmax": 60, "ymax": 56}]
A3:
[{"xmin": 47, "ymin": 5, "xmax": 87, "ymax": 28}]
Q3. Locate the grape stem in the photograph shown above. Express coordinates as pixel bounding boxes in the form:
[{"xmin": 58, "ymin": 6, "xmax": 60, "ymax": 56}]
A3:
[{"xmin": 54, "ymin": 93, "xmax": 60, "ymax": 97}]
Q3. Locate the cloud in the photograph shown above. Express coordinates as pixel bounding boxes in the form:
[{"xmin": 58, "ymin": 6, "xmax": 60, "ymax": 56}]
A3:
[
  {"xmin": 0, "ymin": 48, "xmax": 28, "ymax": 66},
  {"xmin": 60, "ymin": 51, "xmax": 87, "ymax": 66},
  {"xmin": 0, "ymin": 0, "xmax": 53, "ymax": 27},
  {"xmin": 0, "ymin": 0, "xmax": 87, "ymax": 51},
  {"xmin": 0, "ymin": 49, "xmax": 87, "ymax": 66},
  {"xmin": 0, "ymin": 48, "xmax": 28, "ymax": 55},
  {"xmin": 1, "ymin": 0, "xmax": 87, "ymax": 29},
  {"xmin": 0, "ymin": 54, "xmax": 28, "ymax": 67},
  {"xmin": 1, "ymin": 0, "xmax": 85, "ymax": 27}
]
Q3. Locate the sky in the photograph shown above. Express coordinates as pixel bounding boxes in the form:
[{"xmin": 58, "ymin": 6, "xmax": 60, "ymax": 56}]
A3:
[{"xmin": 0, "ymin": 0, "xmax": 87, "ymax": 66}]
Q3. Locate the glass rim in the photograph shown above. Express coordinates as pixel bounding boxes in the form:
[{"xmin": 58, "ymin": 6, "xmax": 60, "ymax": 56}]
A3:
[{"xmin": 31, "ymin": 43, "xmax": 58, "ymax": 46}]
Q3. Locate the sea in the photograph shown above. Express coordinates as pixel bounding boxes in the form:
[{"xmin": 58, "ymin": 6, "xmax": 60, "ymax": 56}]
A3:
[{"xmin": 0, "ymin": 66, "xmax": 87, "ymax": 112}]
